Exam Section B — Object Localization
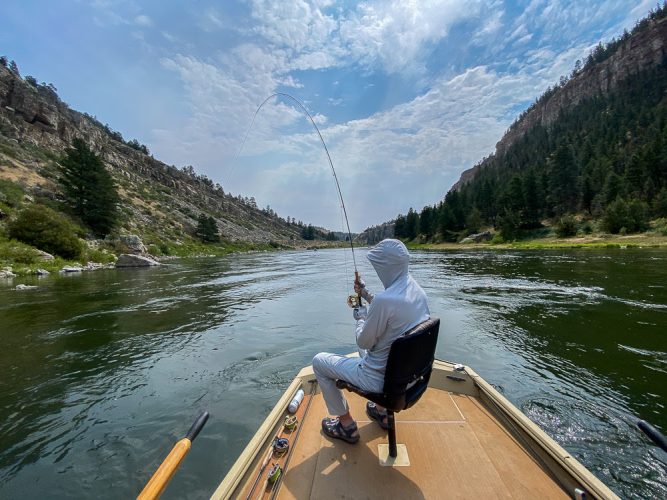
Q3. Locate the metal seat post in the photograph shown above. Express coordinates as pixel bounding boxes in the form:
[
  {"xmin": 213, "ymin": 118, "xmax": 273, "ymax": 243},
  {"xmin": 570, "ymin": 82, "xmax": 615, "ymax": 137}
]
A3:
[{"xmin": 387, "ymin": 410, "xmax": 397, "ymax": 458}]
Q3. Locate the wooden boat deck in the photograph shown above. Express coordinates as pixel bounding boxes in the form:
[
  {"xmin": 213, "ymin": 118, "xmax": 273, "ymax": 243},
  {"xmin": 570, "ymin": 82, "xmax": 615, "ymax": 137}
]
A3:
[
  {"xmin": 274, "ymin": 389, "xmax": 567, "ymax": 500},
  {"xmin": 214, "ymin": 361, "xmax": 617, "ymax": 500}
]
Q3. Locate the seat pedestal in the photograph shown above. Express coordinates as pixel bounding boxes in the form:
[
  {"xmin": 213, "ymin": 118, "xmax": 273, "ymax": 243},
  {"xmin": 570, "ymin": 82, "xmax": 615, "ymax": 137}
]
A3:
[{"xmin": 378, "ymin": 443, "xmax": 410, "ymax": 466}]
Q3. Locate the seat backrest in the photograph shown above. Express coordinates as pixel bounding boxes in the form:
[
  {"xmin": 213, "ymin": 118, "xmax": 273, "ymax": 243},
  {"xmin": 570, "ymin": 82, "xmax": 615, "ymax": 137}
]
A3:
[{"xmin": 382, "ymin": 317, "xmax": 440, "ymax": 411}]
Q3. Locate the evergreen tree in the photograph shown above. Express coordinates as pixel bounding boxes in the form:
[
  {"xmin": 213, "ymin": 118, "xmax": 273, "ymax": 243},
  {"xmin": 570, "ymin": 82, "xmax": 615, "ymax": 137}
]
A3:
[
  {"xmin": 580, "ymin": 175, "xmax": 594, "ymax": 214},
  {"xmin": 405, "ymin": 208, "xmax": 418, "ymax": 240},
  {"xmin": 301, "ymin": 224, "xmax": 315, "ymax": 240},
  {"xmin": 603, "ymin": 171, "xmax": 626, "ymax": 205},
  {"xmin": 523, "ymin": 170, "xmax": 542, "ymax": 227},
  {"xmin": 548, "ymin": 143, "xmax": 578, "ymax": 214},
  {"xmin": 394, "ymin": 214, "xmax": 407, "ymax": 239},
  {"xmin": 196, "ymin": 214, "xmax": 219, "ymax": 242},
  {"xmin": 418, "ymin": 206, "xmax": 435, "ymax": 238},
  {"xmin": 465, "ymin": 207, "xmax": 483, "ymax": 234},
  {"xmin": 58, "ymin": 139, "xmax": 119, "ymax": 237},
  {"xmin": 9, "ymin": 60, "xmax": 19, "ymax": 76},
  {"xmin": 437, "ymin": 204, "xmax": 456, "ymax": 240},
  {"xmin": 654, "ymin": 188, "xmax": 667, "ymax": 217}
]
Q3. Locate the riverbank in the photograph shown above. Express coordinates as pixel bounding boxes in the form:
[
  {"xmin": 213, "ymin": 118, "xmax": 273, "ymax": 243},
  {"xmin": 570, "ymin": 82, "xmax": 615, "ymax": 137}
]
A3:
[
  {"xmin": 0, "ymin": 236, "xmax": 349, "ymax": 278},
  {"xmin": 407, "ymin": 231, "xmax": 667, "ymax": 251}
]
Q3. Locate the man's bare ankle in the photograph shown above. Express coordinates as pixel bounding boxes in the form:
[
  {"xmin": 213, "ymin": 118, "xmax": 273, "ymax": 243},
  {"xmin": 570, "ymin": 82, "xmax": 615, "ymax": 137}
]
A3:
[{"xmin": 339, "ymin": 414, "xmax": 355, "ymax": 428}]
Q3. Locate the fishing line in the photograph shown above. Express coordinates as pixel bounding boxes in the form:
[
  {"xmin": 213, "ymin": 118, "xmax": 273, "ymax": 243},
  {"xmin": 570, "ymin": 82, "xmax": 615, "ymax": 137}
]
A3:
[{"xmin": 231, "ymin": 92, "xmax": 358, "ymax": 273}]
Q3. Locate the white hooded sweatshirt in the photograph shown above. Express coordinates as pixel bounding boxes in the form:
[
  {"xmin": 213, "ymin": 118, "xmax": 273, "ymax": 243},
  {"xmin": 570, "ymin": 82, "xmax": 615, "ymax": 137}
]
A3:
[{"xmin": 355, "ymin": 239, "xmax": 430, "ymax": 375}]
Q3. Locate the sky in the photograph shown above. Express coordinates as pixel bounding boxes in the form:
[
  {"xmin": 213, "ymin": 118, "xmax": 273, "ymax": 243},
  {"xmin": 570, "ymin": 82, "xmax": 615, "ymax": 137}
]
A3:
[{"xmin": 0, "ymin": 1, "xmax": 657, "ymax": 232}]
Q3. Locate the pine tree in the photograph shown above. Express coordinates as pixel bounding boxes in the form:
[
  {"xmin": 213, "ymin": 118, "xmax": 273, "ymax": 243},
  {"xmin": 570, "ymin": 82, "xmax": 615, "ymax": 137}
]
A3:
[
  {"xmin": 394, "ymin": 214, "xmax": 407, "ymax": 239},
  {"xmin": 405, "ymin": 208, "xmax": 418, "ymax": 240},
  {"xmin": 196, "ymin": 214, "xmax": 219, "ymax": 242},
  {"xmin": 548, "ymin": 143, "xmax": 578, "ymax": 214},
  {"xmin": 9, "ymin": 60, "xmax": 19, "ymax": 76},
  {"xmin": 58, "ymin": 139, "xmax": 119, "ymax": 237},
  {"xmin": 523, "ymin": 170, "xmax": 542, "ymax": 227}
]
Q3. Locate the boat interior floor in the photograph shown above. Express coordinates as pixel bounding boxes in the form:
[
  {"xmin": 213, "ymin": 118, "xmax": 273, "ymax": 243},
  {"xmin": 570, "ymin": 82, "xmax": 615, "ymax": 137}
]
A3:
[{"xmin": 264, "ymin": 387, "xmax": 568, "ymax": 499}]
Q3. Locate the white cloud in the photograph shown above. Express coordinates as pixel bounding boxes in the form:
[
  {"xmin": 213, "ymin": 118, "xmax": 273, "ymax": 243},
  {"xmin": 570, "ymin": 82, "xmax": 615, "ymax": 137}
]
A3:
[
  {"xmin": 134, "ymin": 14, "xmax": 153, "ymax": 27},
  {"xmin": 147, "ymin": 0, "xmax": 659, "ymax": 231},
  {"xmin": 247, "ymin": 0, "xmax": 481, "ymax": 75}
]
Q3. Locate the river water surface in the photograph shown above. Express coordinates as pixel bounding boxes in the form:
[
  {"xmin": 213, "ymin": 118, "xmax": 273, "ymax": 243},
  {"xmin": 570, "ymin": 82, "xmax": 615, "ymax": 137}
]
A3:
[{"xmin": 1, "ymin": 248, "xmax": 666, "ymax": 498}]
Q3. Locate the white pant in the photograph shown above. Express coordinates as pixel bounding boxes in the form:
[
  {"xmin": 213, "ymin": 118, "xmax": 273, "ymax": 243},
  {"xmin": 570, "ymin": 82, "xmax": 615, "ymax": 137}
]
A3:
[{"xmin": 312, "ymin": 352, "xmax": 384, "ymax": 416}]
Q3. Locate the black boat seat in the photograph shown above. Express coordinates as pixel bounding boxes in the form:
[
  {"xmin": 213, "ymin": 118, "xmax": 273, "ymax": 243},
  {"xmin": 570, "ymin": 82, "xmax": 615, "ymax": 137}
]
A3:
[{"xmin": 336, "ymin": 317, "xmax": 440, "ymax": 458}]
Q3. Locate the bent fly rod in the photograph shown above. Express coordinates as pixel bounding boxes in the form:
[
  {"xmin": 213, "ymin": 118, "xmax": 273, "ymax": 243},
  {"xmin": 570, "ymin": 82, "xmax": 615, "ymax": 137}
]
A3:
[{"xmin": 235, "ymin": 92, "xmax": 363, "ymax": 307}]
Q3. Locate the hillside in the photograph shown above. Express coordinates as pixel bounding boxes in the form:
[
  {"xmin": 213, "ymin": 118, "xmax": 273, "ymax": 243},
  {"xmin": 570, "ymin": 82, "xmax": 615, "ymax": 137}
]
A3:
[
  {"xmin": 386, "ymin": 5, "xmax": 667, "ymax": 245},
  {"xmin": 0, "ymin": 61, "xmax": 319, "ymax": 259}
]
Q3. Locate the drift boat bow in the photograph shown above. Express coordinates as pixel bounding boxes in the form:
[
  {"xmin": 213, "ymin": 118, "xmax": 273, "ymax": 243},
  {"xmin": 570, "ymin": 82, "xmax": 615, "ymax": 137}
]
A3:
[{"xmin": 211, "ymin": 357, "xmax": 618, "ymax": 500}]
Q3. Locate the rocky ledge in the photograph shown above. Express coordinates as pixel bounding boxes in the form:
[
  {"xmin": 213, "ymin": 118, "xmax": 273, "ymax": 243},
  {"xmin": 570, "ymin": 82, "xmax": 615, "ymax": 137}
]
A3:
[{"xmin": 115, "ymin": 254, "xmax": 160, "ymax": 267}]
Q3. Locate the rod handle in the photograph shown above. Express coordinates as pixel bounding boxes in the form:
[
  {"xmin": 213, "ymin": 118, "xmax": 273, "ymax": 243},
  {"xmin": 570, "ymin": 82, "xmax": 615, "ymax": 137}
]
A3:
[{"xmin": 354, "ymin": 271, "xmax": 362, "ymax": 305}]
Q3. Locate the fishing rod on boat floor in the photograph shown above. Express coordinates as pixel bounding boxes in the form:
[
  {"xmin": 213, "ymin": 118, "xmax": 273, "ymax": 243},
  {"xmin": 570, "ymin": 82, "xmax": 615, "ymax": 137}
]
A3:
[
  {"xmin": 138, "ymin": 411, "xmax": 209, "ymax": 500},
  {"xmin": 234, "ymin": 92, "xmax": 364, "ymax": 308}
]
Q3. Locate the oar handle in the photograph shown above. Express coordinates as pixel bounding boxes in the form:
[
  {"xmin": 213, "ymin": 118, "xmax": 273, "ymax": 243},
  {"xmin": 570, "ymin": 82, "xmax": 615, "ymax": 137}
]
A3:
[
  {"xmin": 138, "ymin": 411, "xmax": 210, "ymax": 500},
  {"xmin": 638, "ymin": 419, "xmax": 667, "ymax": 452},
  {"xmin": 186, "ymin": 411, "xmax": 210, "ymax": 442}
]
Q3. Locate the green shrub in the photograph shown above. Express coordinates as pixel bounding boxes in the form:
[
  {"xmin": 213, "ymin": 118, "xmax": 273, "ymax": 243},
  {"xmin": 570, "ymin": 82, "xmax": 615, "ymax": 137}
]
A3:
[
  {"xmin": 603, "ymin": 198, "xmax": 630, "ymax": 234},
  {"xmin": 84, "ymin": 247, "xmax": 116, "ymax": 264},
  {"xmin": 497, "ymin": 210, "xmax": 521, "ymax": 241},
  {"xmin": 627, "ymin": 199, "xmax": 649, "ymax": 232},
  {"xmin": 490, "ymin": 233, "xmax": 505, "ymax": 245},
  {"xmin": 581, "ymin": 220, "xmax": 593, "ymax": 234},
  {"xmin": 0, "ymin": 239, "xmax": 42, "ymax": 264},
  {"xmin": 0, "ymin": 179, "xmax": 24, "ymax": 208},
  {"xmin": 654, "ymin": 188, "xmax": 667, "ymax": 217},
  {"xmin": 555, "ymin": 215, "xmax": 578, "ymax": 238},
  {"xmin": 8, "ymin": 204, "xmax": 83, "ymax": 259},
  {"xmin": 654, "ymin": 218, "xmax": 667, "ymax": 236}
]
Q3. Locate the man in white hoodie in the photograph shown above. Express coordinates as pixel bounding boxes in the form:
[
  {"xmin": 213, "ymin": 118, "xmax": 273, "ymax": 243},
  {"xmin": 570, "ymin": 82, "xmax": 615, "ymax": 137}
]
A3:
[{"xmin": 312, "ymin": 239, "xmax": 430, "ymax": 443}]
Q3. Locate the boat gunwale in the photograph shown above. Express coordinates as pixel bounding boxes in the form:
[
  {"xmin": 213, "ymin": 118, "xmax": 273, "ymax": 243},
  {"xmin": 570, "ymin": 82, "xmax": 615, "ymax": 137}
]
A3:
[
  {"xmin": 210, "ymin": 373, "xmax": 307, "ymax": 499},
  {"xmin": 461, "ymin": 362, "xmax": 619, "ymax": 500},
  {"xmin": 211, "ymin": 359, "xmax": 619, "ymax": 500}
]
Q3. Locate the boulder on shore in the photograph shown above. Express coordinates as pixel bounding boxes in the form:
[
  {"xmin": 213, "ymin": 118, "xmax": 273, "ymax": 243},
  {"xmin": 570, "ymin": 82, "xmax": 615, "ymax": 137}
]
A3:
[
  {"xmin": 60, "ymin": 266, "xmax": 83, "ymax": 273},
  {"xmin": 36, "ymin": 250, "xmax": 55, "ymax": 261},
  {"xmin": 1, "ymin": 267, "xmax": 17, "ymax": 279},
  {"xmin": 118, "ymin": 234, "xmax": 148, "ymax": 255},
  {"xmin": 460, "ymin": 231, "xmax": 493, "ymax": 244},
  {"xmin": 115, "ymin": 254, "xmax": 160, "ymax": 268}
]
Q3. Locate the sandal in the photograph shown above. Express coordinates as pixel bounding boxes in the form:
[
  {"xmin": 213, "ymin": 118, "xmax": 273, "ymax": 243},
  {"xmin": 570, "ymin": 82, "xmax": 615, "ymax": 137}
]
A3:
[
  {"xmin": 366, "ymin": 402, "xmax": 389, "ymax": 430},
  {"xmin": 321, "ymin": 417, "xmax": 360, "ymax": 443}
]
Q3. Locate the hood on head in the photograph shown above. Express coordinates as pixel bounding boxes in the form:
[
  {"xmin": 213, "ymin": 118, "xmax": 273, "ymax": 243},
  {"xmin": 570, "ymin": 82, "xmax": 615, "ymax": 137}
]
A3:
[{"xmin": 366, "ymin": 239, "xmax": 409, "ymax": 288}]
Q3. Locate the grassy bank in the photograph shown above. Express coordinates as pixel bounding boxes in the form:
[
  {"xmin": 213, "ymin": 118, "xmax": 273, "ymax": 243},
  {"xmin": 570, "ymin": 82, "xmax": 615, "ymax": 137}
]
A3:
[
  {"xmin": 0, "ymin": 235, "xmax": 352, "ymax": 278},
  {"xmin": 407, "ymin": 231, "xmax": 667, "ymax": 251}
]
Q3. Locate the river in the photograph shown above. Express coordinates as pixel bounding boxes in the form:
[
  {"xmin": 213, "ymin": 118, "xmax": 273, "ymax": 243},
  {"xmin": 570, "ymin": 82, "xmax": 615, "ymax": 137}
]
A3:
[{"xmin": 0, "ymin": 248, "xmax": 666, "ymax": 498}]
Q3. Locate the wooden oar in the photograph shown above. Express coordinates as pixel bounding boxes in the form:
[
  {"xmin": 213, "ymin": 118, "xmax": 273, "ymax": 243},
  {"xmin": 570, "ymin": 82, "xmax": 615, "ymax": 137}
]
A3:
[{"xmin": 138, "ymin": 411, "xmax": 210, "ymax": 500}]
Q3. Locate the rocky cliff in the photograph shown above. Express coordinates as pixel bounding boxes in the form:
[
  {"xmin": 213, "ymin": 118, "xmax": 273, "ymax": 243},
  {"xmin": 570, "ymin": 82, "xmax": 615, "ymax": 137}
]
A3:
[
  {"xmin": 355, "ymin": 221, "xmax": 395, "ymax": 245},
  {"xmin": 452, "ymin": 15, "xmax": 667, "ymax": 191},
  {"xmin": 0, "ymin": 64, "xmax": 303, "ymax": 244}
]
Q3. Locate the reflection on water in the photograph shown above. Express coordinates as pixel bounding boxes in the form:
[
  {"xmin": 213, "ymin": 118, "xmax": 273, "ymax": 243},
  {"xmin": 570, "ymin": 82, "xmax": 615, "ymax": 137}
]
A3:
[{"xmin": 0, "ymin": 249, "xmax": 665, "ymax": 498}]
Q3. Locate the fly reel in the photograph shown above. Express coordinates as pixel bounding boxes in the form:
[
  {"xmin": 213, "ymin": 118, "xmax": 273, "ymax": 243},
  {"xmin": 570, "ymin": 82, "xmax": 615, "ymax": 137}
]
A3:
[{"xmin": 347, "ymin": 294, "xmax": 361, "ymax": 308}]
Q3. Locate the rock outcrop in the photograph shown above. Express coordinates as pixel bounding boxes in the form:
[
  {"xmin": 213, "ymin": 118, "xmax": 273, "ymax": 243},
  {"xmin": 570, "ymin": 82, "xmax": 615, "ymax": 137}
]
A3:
[
  {"xmin": 460, "ymin": 231, "xmax": 493, "ymax": 244},
  {"xmin": 356, "ymin": 222, "xmax": 394, "ymax": 245},
  {"xmin": 452, "ymin": 16, "xmax": 667, "ymax": 191},
  {"xmin": 115, "ymin": 254, "xmax": 160, "ymax": 267},
  {"xmin": 0, "ymin": 65, "xmax": 307, "ymax": 245}
]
